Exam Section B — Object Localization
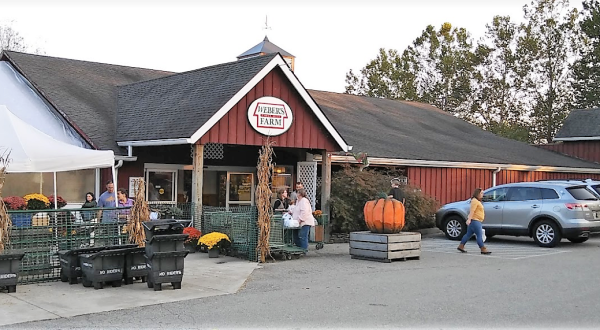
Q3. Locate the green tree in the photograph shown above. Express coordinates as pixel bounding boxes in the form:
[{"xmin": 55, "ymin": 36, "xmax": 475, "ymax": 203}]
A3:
[
  {"xmin": 345, "ymin": 23, "xmax": 477, "ymax": 114},
  {"xmin": 518, "ymin": 0, "xmax": 580, "ymax": 143},
  {"xmin": 573, "ymin": 0, "xmax": 600, "ymax": 108},
  {"xmin": 467, "ymin": 16, "xmax": 530, "ymax": 142},
  {"xmin": 344, "ymin": 48, "xmax": 418, "ymax": 100},
  {"xmin": 411, "ymin": 23, "xmax": 477, "ymax": 113}
]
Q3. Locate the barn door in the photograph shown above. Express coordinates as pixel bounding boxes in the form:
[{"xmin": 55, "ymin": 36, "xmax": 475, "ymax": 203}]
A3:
[{"xmin": 297, "ymin": 161, "xmax": 317, "ymax": 210}]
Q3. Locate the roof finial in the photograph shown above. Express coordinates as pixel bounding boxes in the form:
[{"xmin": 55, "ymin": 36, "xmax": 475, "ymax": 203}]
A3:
[{"xmin": 263, "ymin": 15, "xmax": 272, "ymax": 38}]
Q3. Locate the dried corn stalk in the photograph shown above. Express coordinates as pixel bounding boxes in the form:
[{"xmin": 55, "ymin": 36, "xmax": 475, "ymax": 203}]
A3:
[
  {"xmin": 127, "ymin": 178, "xmax": 150, "ymax": 246},
  {"xmin": 256, "ymin": 138, "xmax": 274, "ymax": 263},
  {"xmin": 0, "ymin": 149, "xmax": 12, "ymax": 254}
]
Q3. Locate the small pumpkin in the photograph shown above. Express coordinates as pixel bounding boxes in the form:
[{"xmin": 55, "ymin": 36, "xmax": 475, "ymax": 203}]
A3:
[{"xmin": 363, "ymin": 197, "xmax": 405, "ymax": 234}]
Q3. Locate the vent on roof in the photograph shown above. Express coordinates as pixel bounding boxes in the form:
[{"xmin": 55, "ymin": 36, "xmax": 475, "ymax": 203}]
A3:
[{"xmin": 237, "ymin": 36, "xmax": 295, "ymax": 71}]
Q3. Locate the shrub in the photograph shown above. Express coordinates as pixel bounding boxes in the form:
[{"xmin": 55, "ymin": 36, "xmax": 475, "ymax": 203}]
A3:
[
  {"xmin": 2, "ymin": 196, "xmax": 27, "ymax": 210},
  {"xmin": 329, "ymin": 165, "xmax": 438, "ymax": 233}
]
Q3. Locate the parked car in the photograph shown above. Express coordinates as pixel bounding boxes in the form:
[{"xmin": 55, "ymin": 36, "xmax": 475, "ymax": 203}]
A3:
[
  {"xmin": 537, "ymin": 179, "xmax": 600, "ymax": 198},
  {"xmin": 435, "ymin": 182, "xmax": 600, "ymax": 247}
]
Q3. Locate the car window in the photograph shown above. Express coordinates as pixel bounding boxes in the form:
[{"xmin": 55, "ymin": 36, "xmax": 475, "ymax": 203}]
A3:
[
  {"xmin": 507, "ymin": 187, "xmax": 542, "ymax": 201},
  {"xmin": 482, "ymin": 187, "xmax": 508, "ymax": 202},
  {"xmin": 591, "ymin": 184, "xmax": 600, "ymax": 197},
  {"xmin": 567, "ymin": 186, "xmax": 598, "ymax": 201},
  {"xmin": 540, "ymin": 188, "xmax": 559, "ymax": 200}
]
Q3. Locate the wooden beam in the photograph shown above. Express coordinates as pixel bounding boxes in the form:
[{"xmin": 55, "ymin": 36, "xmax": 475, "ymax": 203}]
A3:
[
  {"xmin": 192, "ymin": 144, "xmax": 204, "ymax": 230},
  {"xmin": 321, "ymin": 150, "xmax": 331, "ymax": 241}
]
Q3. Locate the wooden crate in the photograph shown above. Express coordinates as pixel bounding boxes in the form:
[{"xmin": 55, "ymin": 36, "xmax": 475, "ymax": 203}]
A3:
[{"xmin": 349, "ymin": 231, "xmax": 421, "ymax": 263}]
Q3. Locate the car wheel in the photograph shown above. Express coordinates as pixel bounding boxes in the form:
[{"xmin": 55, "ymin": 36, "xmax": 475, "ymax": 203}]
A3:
[
  {"xmin": 567, "ymin": 237, "xmax": 589, "ymax": 243},
  {"xmin": 533, "ymin": 220, "xmax": 561, "ymax": 248},
  {"xmin": 444, "ymin": 216, "xmax": 466, "ymax": 241}
]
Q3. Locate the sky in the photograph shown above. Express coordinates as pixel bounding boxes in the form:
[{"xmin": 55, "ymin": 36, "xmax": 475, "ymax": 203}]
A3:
[{"xmin": 0, "ymin": 0, "xmax": 568, "ymax": 93}]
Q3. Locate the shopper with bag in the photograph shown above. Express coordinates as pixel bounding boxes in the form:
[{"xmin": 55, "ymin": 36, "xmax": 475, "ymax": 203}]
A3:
[
  {"xmin": 291, "ymin": 188, "xmax": 315, "ymax": 254},
  {"xmin": 457, "ymin": 188, "xmax": 492, "ymax": 255}
]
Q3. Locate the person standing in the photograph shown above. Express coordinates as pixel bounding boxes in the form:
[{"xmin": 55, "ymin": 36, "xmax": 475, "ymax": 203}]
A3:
[
  {"xmin": 117, "ymin": 188, "xmax": 134, "ymax": 218},
  {"xmin": 97, "ymin": 180, "xmax": 118, "ymax": 245},
  {"xmin": 273, "ymin": 188, "xmax": 290, "ymax": 211},
  {"xmin": 81, "ymin": 192, "xmax": 97, "ymax": 222},
  {"xmin": 388, "ymin": 178, "xmax": 405, "ymax": 204},
  {"xmin": 457, "ymin": 188, "xmax": 491, "ymax": 255},
  {"xmin": 289, "ymin": 181, "xmax": 303, "ymax": 203},
  {"xmin": 97, "ymin": 180, "xmax": 116, "ymax": 222},
  {"xmin": 291, "ymin": 188, "xmax": 315, "ymax": 254}
]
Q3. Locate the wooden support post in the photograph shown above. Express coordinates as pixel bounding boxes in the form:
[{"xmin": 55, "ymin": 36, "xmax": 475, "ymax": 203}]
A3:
[
  {"xmin": 192, "ymin": 144, "xmax": 204, "ymax": 230},
  {"xmin": 321, "ymin": 150, "xmax": 331, "ymax": 242}
]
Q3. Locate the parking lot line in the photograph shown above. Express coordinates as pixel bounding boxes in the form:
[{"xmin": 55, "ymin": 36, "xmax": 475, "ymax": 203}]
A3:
[{"xmin": 421, "ymin": 237, "xmax": 571, "ymax": 260}]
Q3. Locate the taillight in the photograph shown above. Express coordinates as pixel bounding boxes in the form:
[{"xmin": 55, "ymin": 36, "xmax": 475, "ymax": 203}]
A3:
[{"xmin": 565, "ymin": 203, "xmax": 589, "ymax": 211}]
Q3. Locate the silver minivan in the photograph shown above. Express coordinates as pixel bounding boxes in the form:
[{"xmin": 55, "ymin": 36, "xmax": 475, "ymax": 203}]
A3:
[{"xmin": 435, "ymin": 182, "xmax": 600, "ymax": 247}]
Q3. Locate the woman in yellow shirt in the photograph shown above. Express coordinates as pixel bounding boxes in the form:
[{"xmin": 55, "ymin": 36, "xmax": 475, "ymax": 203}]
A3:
[{"xmin": 457, "ymin": 188, "xmax": 492, "ymax": 255}]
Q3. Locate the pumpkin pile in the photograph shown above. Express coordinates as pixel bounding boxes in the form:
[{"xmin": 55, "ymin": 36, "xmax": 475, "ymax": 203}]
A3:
[{"xmin": 363, "ymin": 197, "xmax": 405, "ymax": 234}]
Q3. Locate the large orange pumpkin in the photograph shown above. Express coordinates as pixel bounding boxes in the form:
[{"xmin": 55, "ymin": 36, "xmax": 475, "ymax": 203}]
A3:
[{"xmin": 363, "ymin": 197, "xmax": 405, "ymax": 234}]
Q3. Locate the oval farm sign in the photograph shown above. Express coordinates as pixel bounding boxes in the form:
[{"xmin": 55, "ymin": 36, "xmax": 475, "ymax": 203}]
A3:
[{"xmin": 247, "ymin": 96, "xmax": 293, "ymax": 136}]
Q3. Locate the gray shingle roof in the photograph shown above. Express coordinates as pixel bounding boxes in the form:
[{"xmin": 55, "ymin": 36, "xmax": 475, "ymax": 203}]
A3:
[
  {"xmin": 116, "ymin": 54, "xmax": 277, "ymax": 142},
  {"xmin": 554, "ymin": 108, "xmax": 600, "ymax": 140},
  {"xmin": 2, "ymin": 51, "xmax": 173, "ymax": 154},
  {"xmin": 309, "ymin": 90, "xmax": 600, "ymax": 169},
  {"xmin": 237, "ymin": 36, "xmax": 294, "ymax": 58}
]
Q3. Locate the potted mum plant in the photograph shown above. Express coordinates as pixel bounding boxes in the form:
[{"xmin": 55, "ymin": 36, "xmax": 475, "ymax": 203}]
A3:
[
  {"xmin": 182, "ymin": 227, "xmax": 202, "ymax": 253},
  {"xmin": 3, "ymin": 196, "xmax": 29, "ymax": 227},
  {"xmin": 24, "ymin": 193, "xmax": 50, "ymax": 227},
  {"xmin": 199, "ymin": 232, "xmax": 230, "ymax": 258}
]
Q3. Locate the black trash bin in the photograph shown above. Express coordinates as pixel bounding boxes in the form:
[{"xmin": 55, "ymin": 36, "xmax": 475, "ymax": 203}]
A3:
[
  {"xmin": 144, "ymin": 234, "xmax": 188, "ymax": 258},
  {"xmin": 59, "ymin": 244, "xmax": 138, "ymax": 285},
  {"xmin": 124, "ymin": 247, "xmax": 148, "ymax": 284},
  {"xmin": 0, "ymin": 253, "xmax": 25, "ymax": 293},
  {"xmin": 79, "ymin": 248, "xmax": 130, "ymax": 290},
  {"xmin": 145, "ymin": 250, "xmax": 189, "ymax": 291},
  {"xmin": 143, "ymin": 220, "xmax": 184, "ymax": 241}
]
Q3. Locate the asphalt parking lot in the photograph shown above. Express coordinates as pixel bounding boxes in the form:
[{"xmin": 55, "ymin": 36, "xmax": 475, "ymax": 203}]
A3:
[
  {"xmin": 422, "ymin": 234, "xmax": 572, "ymax": 260},
  {"xmin": 5, "ymin": 233, "xmax": 600, "ymax": 329}
]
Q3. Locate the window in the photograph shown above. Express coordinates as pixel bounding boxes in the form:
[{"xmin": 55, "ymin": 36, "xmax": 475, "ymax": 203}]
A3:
[
  {"xmin": 146, "ymin": 170, "xmax": 176, "ymax": 202},
  {"xmin": 567, "ymin": 187, "xmax": 598, "ymax": 201},
  {"xmin": 507, "ymin": 187, "xmax": 542, "ymax": 201},
  {"xmin": 482, "ymin": 187, "xmax": 509, "ymax": 202},
  {"xmin": 541, "ymin": 188, "xmax": 559, "ymax": 200}
]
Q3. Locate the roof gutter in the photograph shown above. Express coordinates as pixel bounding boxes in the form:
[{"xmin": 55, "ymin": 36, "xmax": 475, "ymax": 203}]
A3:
[
  {"xmin": 117, "ymin": 138, "xmax": 191, "ymax": 147},
  {"xmin": 315, "ymin": 155, "xmax": 600, "ymax": 174}
]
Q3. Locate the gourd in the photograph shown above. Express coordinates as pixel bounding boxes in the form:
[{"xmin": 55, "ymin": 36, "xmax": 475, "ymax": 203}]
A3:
[{"xmin": 363, "ymin": 197, "xmax": 405, "ymax": 234}]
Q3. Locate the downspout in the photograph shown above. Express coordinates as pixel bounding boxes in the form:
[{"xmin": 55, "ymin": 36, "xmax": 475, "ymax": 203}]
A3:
[{"xmin": 492, "ymin": 167, "xmax": 502, "ymax": 187}]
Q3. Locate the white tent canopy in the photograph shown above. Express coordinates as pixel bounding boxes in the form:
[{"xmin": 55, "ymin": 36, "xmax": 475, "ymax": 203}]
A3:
[{"xmin": 0, "ymin": 105, "xmax": 116, "ymax": 208}]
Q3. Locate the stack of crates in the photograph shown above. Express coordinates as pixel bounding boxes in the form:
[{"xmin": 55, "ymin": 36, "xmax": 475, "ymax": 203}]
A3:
[{"xmin": 143, "ymin": 220, "xmax": 189, "ymax": 291}]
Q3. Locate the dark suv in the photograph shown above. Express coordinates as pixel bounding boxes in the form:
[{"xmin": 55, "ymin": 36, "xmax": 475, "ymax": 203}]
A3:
[{"xmin": 435, "ymin": 182, "xmax": 600, "ymax": 247}]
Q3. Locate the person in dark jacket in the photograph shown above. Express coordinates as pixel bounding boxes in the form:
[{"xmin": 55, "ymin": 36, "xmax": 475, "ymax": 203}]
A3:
[
  {"xmin": 388, "ymin": 178, "xmax": 405, "ymax": 204},
  {"xmin": 81, "ymin": 192, "xmax": 97, "ymax": 221},
  {"xmin": 273, "ymin": 188, "xmax": 290, "ymax": 211}
]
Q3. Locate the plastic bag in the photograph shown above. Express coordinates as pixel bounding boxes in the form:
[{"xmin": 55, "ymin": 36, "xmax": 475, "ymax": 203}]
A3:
[
  {"xmin": 481, "ymin": 228, "xmax": 487, "ymax": 242},
  {"xmin": 283, "ymin": 213, "xmax": 299, "ymax": 228}
]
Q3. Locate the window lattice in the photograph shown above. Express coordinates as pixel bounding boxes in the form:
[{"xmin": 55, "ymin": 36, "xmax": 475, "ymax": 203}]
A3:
[{"xmin": 203, "ymin": 143, "xmax": 224, "ymax": 160}]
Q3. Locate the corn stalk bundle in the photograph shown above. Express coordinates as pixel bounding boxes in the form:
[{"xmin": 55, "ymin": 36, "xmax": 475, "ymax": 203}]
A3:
[
  {"xmin": 127, "ymin": 178, "xmax": 150, "ymax": 246},
  {"xmin": 0, "ymin": 149, "xmax": 11, "ymax": 254},
  {"xmin": 256, "ymin": 138, "xmax": 274, "ymax": 263}
]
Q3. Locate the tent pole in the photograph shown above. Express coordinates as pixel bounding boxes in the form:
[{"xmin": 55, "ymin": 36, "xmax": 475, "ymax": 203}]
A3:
[
  {"xmin": 53, "ymin": 172, "xmax": 58, "ymax": 209},
  {"xmin": 112, "ymin": 165, "xmax": 118, "ymax": 206}
]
